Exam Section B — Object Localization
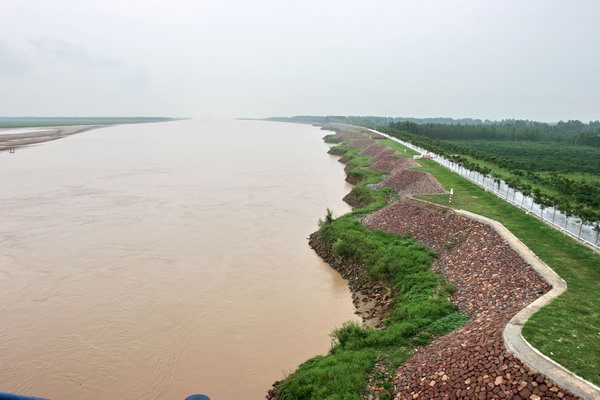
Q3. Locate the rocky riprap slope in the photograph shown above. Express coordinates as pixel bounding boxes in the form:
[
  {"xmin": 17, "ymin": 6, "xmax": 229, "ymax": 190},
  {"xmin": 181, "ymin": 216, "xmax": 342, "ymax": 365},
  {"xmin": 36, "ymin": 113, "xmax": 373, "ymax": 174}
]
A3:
[
  {"xmin": 363, "ymin": 199, "xmax": 577, "ymax": 399},
  {"xmin": 337, "ymin": 131, "xmax": 368, "ymax": 139},
  {"xmin": 360, "ymin": 144, "xmax": 389, "ymax": 157},
  {"xmin": 340, "ymin": 142, "xmax": 440, "ymax": 207},
  {"xmin": 348, "ymin": 138, "xmax": 378, "ymax": 149},
  {"xmin": 268, "ymin": 128, "xmax": 577, "ymax": 400},
  {"xmin": 368, "ymin": 156, "xmax": 420, "ymax": 172},
  {"xmin": 379, "ymin": 170, "xmax": 445, "ymax": 197},
  {"xmin": 371, "ymin": 149, "xmax": 399, "ymax": 162}
]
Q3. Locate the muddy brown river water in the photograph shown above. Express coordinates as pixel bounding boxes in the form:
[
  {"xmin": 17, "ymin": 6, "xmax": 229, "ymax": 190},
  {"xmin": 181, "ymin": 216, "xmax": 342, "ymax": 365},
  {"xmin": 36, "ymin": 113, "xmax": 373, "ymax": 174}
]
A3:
[{"xmin": 0, "ymin": 119, "xmax": 358, "ymax": 400}]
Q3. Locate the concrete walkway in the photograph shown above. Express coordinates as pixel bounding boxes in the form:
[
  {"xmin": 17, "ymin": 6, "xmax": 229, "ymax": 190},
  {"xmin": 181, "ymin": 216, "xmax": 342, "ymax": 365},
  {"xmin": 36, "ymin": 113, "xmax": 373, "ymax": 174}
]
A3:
[{"xmin": 455, "ymin": 210, "xmax": 600, "ymax": 399}]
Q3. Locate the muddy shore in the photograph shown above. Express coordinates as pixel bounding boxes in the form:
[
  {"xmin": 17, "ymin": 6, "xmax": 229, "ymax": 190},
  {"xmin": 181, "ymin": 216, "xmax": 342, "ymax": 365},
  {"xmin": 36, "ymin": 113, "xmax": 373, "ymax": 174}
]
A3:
[{"xmin": 0, "ymin": 125, "xmax": 103, "ymax": 151}]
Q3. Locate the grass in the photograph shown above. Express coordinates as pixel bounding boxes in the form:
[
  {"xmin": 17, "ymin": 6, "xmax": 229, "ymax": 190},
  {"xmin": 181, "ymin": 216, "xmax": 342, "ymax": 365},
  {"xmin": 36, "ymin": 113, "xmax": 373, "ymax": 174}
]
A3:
[
  {"xmin": 328, "ymin": 144, "xmax": 389, "ymax": 212},
  {"xmin": 279, "ymin": 133, "xmax": 600, "ymax": 397},
  {"xmin": 323, "ymin": 134, "xmax": 344, "ymax": 143},
  {"xmin": 412, "ymin": 158, "xmax": 600, "ymax": 385},
  {"xmin": 276, "ymin": 143, "xmax": 468, "ymax": 400}
]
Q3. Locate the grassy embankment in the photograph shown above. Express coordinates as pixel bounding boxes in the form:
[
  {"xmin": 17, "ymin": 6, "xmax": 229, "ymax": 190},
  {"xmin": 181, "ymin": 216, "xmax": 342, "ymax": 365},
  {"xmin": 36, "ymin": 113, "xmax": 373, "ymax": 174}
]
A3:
[
  {"xmin": 401, "ymin": 155, "xmax": 600, "ymax": 386},
  {"xmin": 276, "ymin": 137, "xmax": 468, "ymax": 400}
]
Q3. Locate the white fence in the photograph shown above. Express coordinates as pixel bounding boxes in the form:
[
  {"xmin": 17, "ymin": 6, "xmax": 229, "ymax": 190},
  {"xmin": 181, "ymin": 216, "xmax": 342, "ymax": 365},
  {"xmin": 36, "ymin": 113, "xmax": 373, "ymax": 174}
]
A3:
[{"xmin": 370, "ymin": 129, "xmax": 600, "ymax": 250}]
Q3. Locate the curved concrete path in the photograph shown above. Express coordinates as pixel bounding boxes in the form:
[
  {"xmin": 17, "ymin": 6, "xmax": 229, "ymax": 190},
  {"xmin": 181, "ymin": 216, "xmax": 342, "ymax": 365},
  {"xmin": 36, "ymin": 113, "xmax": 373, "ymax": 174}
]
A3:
[{"xmin": 455, "ymin": 210, "xmax": 600, "ymax": 400}]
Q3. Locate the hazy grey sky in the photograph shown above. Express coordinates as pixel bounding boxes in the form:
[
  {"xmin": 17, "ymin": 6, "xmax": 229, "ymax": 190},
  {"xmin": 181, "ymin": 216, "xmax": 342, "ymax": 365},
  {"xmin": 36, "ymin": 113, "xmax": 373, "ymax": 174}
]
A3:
[{"xmin": 1, "ymin": 0, "xmax": 598, "ymax": 121}]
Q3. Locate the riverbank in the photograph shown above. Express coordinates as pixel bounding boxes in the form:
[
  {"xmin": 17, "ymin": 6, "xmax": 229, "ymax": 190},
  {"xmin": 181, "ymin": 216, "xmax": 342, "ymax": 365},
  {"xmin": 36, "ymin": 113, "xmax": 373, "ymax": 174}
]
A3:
[
  {"xmin": 0, "ymin": 117, "xmax": 181, "ymax": 152},
  {"xmin": 0, "ymin": 125, "xmax": 103, "ymax": 151},
  {"xmin": 0, "ymin": 116, "xmax": 177, "ymax": 128},
  {"xmin": 268, "ymin": 127, "xmax": 463, "ymax": 399},
  {"xmin": 268, "ymin": 124, "xmax": 580, "ymax": 399}
]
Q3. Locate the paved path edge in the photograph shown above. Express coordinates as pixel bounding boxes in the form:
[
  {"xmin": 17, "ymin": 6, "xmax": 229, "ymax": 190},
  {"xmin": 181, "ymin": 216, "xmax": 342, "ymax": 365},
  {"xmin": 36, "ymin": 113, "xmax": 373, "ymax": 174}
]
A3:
[{"xmin": 454, "ymin": 209, "xmax": 600, "ymax": 400}]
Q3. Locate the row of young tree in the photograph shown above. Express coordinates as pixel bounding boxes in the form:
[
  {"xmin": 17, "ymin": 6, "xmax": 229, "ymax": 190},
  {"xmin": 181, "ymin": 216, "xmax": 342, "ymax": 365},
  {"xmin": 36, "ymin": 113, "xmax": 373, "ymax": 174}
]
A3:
[
  {"xmin": 380, "ymin": 126, "xmax": 600, "ymax": 243},
  {"xmin": 389, "ymin": 120, "xmax": 600, "ymax": 147}
]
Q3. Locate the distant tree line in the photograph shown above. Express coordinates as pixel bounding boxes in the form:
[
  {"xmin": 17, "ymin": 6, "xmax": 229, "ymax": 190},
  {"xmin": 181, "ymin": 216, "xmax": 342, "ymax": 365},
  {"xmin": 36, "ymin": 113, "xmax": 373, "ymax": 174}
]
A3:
[
  {"xmin": 268, "ymin": 115, "xmax": 600, "ymax": 147},
  {"xmin": 0, "ymin": 116, "xmax": 178, "ymax": 128},
  {"xmin": 379, "ymin": 126, "xmax": 600, "ymax": 241},
  {"xmin": 389, "ymin": 120, "xmax": 600, "ymax": 147}
]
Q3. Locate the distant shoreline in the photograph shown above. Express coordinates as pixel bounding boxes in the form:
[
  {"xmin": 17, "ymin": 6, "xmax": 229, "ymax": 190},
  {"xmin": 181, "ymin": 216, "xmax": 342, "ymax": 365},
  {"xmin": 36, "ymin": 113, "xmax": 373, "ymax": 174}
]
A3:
[
  {"xmin": 0, "ymin": 117, "xmax": 181, "ymax": 152},
  {"xmin": 0, "ymin": 125, "xmax": 104, "ymax": 152},
  {"xmin": 0, "ymin": 117, "xmax": 179, "ymax": 129}
]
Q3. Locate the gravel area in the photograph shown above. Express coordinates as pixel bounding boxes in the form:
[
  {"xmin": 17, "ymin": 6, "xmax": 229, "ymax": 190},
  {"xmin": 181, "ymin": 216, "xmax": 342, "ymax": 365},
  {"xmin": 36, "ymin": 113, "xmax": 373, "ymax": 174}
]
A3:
[
  {"xmin": 348, "ymin": 139, "xmax": 376, "ymax": 148},
  {"xmin": 360, "ymin": 144, "xmax": 388, "ymax": 157},
  {"xmin": 367, "ymin": 156, "xmax": 420, "ymax": 172},
  {"xmin": 338, "ymin": 131, "xmax": 369, "ymax": 139},
  {"xmin": 380, "ymin": 170, "xmax": 445, "ymax": 196},
  {"xmin": 371, "ymin": 149, "xmax": 400, "ymax": 163},
  {"xmin": 369, "ymin": 132, "xmax": 387, "ymax": 139},
  {"xmin": 362, "ymin": 199, "xmax": 577, "ymax": 399}
]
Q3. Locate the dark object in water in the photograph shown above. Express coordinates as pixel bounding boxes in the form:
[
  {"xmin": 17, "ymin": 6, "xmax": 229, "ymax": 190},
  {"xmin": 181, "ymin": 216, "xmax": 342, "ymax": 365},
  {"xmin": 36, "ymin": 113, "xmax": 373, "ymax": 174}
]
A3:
[{"xmin": 0, "ymin": 393, "xmax": 47, "ymax": 400}]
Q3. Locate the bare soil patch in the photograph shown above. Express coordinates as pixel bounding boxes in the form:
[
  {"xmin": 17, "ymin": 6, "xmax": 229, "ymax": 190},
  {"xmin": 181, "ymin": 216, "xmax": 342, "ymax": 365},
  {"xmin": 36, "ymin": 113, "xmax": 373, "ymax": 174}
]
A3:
[{"xmin": 309, "ymin": 232, "xmax": 392, "ymax": 328}]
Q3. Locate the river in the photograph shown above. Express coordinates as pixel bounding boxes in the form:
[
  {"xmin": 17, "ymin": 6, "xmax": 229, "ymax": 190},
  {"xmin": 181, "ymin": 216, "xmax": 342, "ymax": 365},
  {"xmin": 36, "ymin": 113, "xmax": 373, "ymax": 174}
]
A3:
[{"xmin": 0, "ymin": 119, "xmax": 358, "ymax": 400}]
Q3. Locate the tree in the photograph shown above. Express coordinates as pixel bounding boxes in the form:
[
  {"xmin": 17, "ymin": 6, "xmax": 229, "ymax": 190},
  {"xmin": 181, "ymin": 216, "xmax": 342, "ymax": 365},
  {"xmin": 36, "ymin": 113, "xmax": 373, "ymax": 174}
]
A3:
[
  {"xmin": 533, "ymin": 191, "xmax": 544, "ymax": 219},
  {"xmin": 521, "ymin": 185, "xmax": 532, "ymax": 208}
]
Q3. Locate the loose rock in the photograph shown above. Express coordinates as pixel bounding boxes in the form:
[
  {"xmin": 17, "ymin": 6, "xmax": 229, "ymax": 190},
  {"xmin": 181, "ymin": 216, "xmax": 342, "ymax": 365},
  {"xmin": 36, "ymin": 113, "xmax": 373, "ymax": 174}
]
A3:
[{"xmin": 362, "ymin": 198, "xmax": 577, "ymax": 399}]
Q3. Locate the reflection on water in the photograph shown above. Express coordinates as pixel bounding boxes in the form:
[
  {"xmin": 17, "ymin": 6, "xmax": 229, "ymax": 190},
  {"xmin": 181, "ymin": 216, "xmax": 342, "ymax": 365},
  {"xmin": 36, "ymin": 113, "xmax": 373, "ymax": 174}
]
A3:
[{"xmin": 0, "ymin": 119, "xmax": 358, "ymax": 400}]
